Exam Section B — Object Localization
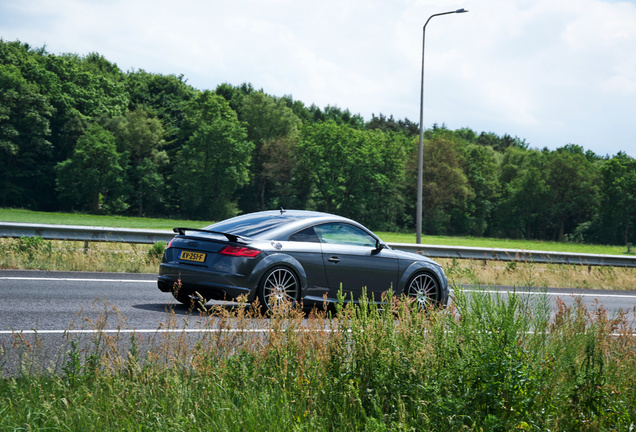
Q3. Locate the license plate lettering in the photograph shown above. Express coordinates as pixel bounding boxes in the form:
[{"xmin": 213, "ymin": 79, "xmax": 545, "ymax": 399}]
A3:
[{"xmin": 180, "ymin": 251, "xmax": 206, "ymax": 263}]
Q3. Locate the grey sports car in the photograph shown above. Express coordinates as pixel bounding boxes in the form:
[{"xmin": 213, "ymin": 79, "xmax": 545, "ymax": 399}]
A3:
[{"xmin": 157, "ymin": 210, "xmax": 448, "ymax": 311}]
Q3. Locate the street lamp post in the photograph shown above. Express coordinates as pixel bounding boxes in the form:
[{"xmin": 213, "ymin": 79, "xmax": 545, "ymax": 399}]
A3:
[{"xmin": 416, "ymin": 8, "xmax": 468, "ymax": 244}]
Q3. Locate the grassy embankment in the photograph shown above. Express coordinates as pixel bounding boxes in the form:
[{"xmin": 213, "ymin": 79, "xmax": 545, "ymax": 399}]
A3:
[
  {"xmin": 2, "ymin": 289, "xmax": 636, "ymax": 430},
  {"xmin": 1, "ymin": 208, "xmax": 634, "ymax": 290}
]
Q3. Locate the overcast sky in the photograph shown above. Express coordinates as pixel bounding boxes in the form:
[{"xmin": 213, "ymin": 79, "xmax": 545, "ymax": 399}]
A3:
[{"xmin": 2, "ymin": 0, "xmax": 635, "ymax": 157}]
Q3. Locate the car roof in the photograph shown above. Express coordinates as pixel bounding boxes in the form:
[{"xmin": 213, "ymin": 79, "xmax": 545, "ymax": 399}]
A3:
[{"xmin": 203, "ymin": 210, "xmax": 355, "ymax": 239}]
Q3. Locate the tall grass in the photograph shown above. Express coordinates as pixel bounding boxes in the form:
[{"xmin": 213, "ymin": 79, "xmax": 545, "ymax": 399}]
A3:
[
  {"xmin": 2, "ymin": 287, "xmax": 635, "ymax": 431},
  {"xmin": 442, "ymin": 257, "xmax": 636, "ymax": 291},
  {"xmin": 0, "ymin": 237, "xmax": 161, "ymax": 273}
]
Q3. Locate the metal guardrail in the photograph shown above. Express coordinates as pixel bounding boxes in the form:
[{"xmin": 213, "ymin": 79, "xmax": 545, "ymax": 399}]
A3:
[
  {"xmin": 0, "ymin": 222, "xmax": 173, "ymax": 245},
  {"xmin": 388, "ymin": 243, "xmax": 636, "ymax": 268},
  {"xmin": 1, "ymin": 222, "xmax": 635, "ymax": 268}
]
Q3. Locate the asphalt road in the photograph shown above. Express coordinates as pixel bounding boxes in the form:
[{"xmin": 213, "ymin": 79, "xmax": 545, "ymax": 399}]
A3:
[{"xmin": 1, "ymin": 269, "xmax": 635, "ymax": 375}]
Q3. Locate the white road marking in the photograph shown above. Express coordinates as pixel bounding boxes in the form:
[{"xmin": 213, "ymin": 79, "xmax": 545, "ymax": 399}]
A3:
[
  {"xmin": 0, "ymin": 328, "xmax": 274, "ymax": 335},
  {"xmin": 459, "ymin": 289, "xmax": 636, "ymax": 299},
  {"xmin": 0, "ymin": 277, "xmax": 155, "ymax": 283}
]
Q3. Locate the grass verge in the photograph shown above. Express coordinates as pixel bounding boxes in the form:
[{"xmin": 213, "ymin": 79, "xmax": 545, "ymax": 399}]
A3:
[
  {"xmin": 377, "ymin": 232, "xmax": 633, "ymax": 256},
  {"xmin": 2, "ymin": 287, "xmax": 635, "ymax": 431},
  {"xmin": 0, "ymin": 208, "xmax": 213, "ymax": 230},
  {"xmin": 441, "ymin": 258, "xmax": 636, "ymax": 291},
  {"xmin": 0, "ymin": 237, "xmax": 161, "ymax": 274}
]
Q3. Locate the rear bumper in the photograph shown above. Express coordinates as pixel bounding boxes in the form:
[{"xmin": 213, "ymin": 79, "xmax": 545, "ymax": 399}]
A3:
[{"xmin": 158, "ymin": 264, "xmax": 254, "ymax": 301}]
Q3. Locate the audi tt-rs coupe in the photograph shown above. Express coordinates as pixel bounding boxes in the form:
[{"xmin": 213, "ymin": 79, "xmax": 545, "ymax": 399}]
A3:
[{"xmin": 157, "ymin": 210, "xmax": 448, "ymax": 311}]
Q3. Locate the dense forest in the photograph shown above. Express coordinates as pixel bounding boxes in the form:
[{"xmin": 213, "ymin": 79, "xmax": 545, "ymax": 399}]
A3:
[{"xmin": 1, "ymin": 39, "xmax": 634, "ymax": 246}]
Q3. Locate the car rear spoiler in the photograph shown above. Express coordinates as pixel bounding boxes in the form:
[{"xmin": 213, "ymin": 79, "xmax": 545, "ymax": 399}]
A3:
[{"xmin": 172, "ymin": 227, "xmax": 250, "ymax": 243}]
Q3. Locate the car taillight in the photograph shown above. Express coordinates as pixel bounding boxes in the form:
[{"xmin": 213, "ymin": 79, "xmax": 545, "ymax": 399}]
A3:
[
  {"xmin": 167, "ymin": 239, "xmax": 175, "ymax": 248},
  {"xmin": 219, "ymin": 245, "xmax": 261, "ymax": 258}
]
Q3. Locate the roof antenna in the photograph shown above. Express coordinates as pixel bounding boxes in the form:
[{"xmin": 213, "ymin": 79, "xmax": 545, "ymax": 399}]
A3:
[{"xmin": 280, "ymin": 207, "xmax": 286, "ymax": 214}]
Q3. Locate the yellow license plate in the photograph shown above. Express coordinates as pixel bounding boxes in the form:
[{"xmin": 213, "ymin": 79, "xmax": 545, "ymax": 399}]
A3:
[{"xmin": 180, "ymin": 251, "xmax": 206, "ymax": 263}]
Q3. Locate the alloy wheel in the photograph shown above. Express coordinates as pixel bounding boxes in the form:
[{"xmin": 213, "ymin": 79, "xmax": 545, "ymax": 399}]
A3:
[
  {"xmin": 407, "ymin": 273, "xmax": 438, "ymax": 309},
  {"xmin": 261, "ymin": 267, "xmax": 299, "ymax": 311}
]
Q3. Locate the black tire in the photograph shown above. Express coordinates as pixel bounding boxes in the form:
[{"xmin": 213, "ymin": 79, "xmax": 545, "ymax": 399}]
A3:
[
  {"xmin": 258, "ymin": 266, "xmax": 300, "ymax": 313},
  {"xmin": 406, "ymin": 272, "xmax": 439, "ymax": 309}
]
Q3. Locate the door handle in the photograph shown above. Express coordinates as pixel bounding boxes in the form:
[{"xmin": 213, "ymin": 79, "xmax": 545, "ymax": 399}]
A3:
[{"xmin": 328, "ymin": 256, "xmax": 340, "ymax": 263}]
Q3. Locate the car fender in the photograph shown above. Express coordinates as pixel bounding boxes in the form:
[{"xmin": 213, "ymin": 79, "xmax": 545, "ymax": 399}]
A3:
[
  {"xmin": 246, "ymin": 253, "xmax": 308, "ymax": 301},
  {"xmin": 397, "ymin": 261, "xmax": 444, "ymax": 295}
]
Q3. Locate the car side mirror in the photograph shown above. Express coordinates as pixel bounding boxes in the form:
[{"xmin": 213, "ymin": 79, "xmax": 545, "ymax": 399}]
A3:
[{"xmin": 372, "ymin": 240, "xmax": 385, "ymax": 255}]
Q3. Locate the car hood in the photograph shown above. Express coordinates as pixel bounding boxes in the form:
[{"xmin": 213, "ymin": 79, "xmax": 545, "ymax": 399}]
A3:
[{"xmin": 391, "ymin": 247, "xmax": 441, "ymax": 266}]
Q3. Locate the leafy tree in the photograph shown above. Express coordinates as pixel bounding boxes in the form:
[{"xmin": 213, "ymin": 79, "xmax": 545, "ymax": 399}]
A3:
[
  {"xmin": 125, "ymin": 71, "xmax": 198, "ymax": 214},
  {"xmin": 407, "ymin": 131, "xmax": 472, "ymax": 234},
  {"xmin": 454, "ymin": 143, "xmax": 500, "ymax": 236},
  {"xmin": 214, "ymin": 82, "xmax": 254, "ymax": 113},
  {"xmin": 125, "ymin": 70, "xmax": 195, "ymax": 137},
  {"xmin": 476, "ymin": 131, "xmax": 528, "ymax": 152},
  {"xmin": 43, "ymin": 53, "xmax": 128, "ymax": 120},
  {"xmin": 260, "ymin": 136, "xmax": 311, "ymax": 210},
  {"xmin": 37, "ymin": 52, "xmax": 128, "ymax": 163},
  {"xmin": 543, "ymin": 145, "xmax": 601, "ymax": 240},
  {"xmin": 237, "ymin": 91, "xmax": 302, "ymax": 211},
  {"xmin": 108, "ymin": 107, "xmax": 167, "ymax": 216},
  {"xmin": 397, "ymin": 117, "xmax": 419, "ymax": 137},
  {"xmin": 595, "ymin": 152, "xmax": 636, "ymax": 245},
  {"xmin": 358, "ymin": 130, "xmax": 409, "ymax": 228},
  {"xmin": 454, "ymin": 127, "xmax": 478, "ymax": 144},
  {"xmin": 238, "ymin": 92, "xmax": 300, "ymax": 146},
  {"xmin": 493, "ymin": 147, "xmax": 547, "ymax": 238},
  {"xmin": 322, "ymin": 105, "xmax": 365, "ymax": 128},
  {"xmin": 79, "ymin": 52, "xmax": 124, "ymax": 80},
  {"xmin": 0, "ymin": 62, "xmax": 55, "ymax": 209},
  {"xmin": 279, "ymin": 94, "xmax": 314, "ymax": 124},
  {"xmin": 172, "ymin": 91, "xmax": 252, "ymax": 220},
  {"xmin": 55, "ymin": 123, "xmax": 125, "ymax": 213},
  {"xmin": 507, "ymin": 161, "xmax": 549, "ymax": 239},
  {"xmin": 297, "ymin": 121, "xmax": 407, "ymax": 229},
  {"xmin": 305, "ymin": 104, "xmax": 365, "ymax": 128},
  {"xmin": 495, "ymin": 146, "xmax": 603, "ymax": 241},
  {"xmin": 366, "ymin": 113, "xmax": 419, "ymax": 136},
  {"xmin": 1, "ymin": 41, "xmax": 130, "ymax": 209},
  {"xmin": 297, "ymin": 121, "xmax": 358, "ymax": 214}
]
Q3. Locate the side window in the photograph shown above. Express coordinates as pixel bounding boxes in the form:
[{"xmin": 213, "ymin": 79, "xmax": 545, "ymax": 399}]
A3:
[
  {"xmin": 314, "ymin": 223, "xmax": 377, "ymax": 248},
  {"xmin": 289, "ymin": 227, "xmax": 320, "ymax": 243}
]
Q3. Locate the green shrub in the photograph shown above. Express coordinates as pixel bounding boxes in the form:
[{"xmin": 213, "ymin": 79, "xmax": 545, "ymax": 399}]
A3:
[
  {"xmin": 11, "ymin": 236, "xmax": 53, "ymax": 259},
  {"xmin": 148, "ymin": 241, "xmax": 166, "ymax": 260}
]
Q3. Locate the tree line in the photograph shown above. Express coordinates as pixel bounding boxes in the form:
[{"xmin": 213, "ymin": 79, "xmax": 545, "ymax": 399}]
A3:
[{"xmin": 1, "ymin": 40, "xmax": 634, "ymax": 246}]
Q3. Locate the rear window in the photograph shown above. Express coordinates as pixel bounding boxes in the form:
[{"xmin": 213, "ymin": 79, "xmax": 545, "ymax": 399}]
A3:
[{"xmin": 204, "ymin": 214, "xmax": 304, "ymax": 238}]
